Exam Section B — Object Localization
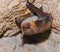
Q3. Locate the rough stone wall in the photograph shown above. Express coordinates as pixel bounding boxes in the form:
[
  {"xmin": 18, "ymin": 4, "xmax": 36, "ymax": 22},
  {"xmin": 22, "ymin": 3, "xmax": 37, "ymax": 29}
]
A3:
[{"xmin": 0, "ymin": 0, "xmax": 60, "ymax": 52}]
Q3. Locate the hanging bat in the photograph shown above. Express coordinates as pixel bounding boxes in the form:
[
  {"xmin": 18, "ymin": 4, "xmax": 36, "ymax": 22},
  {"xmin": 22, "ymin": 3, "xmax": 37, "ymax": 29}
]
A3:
[{"xmin": 15, "ymin": 0, "xmax": 52, "ymax": 35}]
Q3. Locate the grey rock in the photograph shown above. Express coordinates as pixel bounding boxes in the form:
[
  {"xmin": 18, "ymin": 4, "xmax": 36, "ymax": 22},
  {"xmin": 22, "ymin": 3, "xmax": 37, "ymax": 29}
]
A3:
[{"xmin": 0, "ymin": 30, "xmax": 59, "ymax": 52}]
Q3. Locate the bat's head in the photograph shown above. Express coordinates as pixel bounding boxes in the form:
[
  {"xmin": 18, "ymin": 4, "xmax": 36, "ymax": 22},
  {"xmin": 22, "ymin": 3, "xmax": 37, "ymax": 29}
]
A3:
[{"xmin": 21, "ymin": 22, "xmax": 38, "ymax": 35}]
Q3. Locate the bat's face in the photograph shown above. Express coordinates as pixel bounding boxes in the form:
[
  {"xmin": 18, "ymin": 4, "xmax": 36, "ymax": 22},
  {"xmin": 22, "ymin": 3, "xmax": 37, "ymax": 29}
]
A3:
[{"xmin": 21, "ymin": 22, "xmax": 38, "ymax": 35}]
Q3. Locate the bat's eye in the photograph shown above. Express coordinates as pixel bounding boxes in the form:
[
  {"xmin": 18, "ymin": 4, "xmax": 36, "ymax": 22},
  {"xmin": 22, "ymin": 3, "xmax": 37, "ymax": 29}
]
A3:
[{"xmin": 22, "ymin": 23, "xmax": 30, "ymax": 30}]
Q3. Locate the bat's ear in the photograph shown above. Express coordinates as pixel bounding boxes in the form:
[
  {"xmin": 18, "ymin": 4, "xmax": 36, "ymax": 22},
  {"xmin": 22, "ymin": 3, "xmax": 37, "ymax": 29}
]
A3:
[
  {"xmin": 15, "ymin": 18, "xmax": 21, "ymax": 24},
  {"xmin": 39, "ymin": 7, "xmax": 43, "ymax": 12},
  {"xmin": 27, "ymin": 0, "xmax": 29, "ymax": 3}
]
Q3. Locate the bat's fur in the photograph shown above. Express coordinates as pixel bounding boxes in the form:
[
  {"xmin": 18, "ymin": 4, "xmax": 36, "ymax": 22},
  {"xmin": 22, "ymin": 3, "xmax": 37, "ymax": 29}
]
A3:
[{"xmin": 15, "ymin": 0, "xmax": 52, "ymax": 35}]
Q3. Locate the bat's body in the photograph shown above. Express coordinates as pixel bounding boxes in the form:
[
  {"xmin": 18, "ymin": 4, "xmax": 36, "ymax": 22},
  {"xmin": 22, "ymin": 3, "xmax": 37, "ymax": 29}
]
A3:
[
  {"xmin": 21, "ymin": 15, "xmax": 52, "ymax": 35},
  {"xmin": 15, "ymin": 0, "xmax": 52, "ymax": 35}
]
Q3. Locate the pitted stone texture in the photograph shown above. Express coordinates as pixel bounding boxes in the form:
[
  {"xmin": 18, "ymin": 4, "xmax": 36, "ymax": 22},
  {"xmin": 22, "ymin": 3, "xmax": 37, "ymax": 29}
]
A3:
[{"xmin": 0, "ymin": 0, "xmax": 21, "ymax": 36}]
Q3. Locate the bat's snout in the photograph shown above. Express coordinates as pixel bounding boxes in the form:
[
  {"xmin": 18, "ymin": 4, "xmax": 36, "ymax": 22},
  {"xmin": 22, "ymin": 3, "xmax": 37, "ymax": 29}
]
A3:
[{"xmin": 22, "ymin": 22, "xmax": 30, "ymax": 31}]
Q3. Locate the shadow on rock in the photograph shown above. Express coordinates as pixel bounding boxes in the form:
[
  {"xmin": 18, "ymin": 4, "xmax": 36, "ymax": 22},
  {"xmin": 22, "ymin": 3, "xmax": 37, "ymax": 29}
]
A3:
[{"xmin": 23, "ymin": 28, "xmax": 51, "ymax": 44}]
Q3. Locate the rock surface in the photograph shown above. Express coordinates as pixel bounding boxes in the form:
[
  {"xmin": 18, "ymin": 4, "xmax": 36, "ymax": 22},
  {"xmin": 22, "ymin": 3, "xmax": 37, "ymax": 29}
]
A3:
[
  {"xmin": 0, "ymin": 0, "xmax": 60, "ymax": 52},
  {"xmin": 0, "ymin": 30, "xmax": 60, "ymax": 52}
]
